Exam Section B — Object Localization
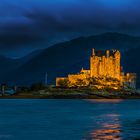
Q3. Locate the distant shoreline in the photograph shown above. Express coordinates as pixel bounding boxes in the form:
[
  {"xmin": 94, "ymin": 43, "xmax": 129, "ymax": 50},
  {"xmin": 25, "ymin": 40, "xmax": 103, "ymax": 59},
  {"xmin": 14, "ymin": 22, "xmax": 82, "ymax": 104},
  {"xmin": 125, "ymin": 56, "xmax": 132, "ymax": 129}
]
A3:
[{"xmin": 0, "ymin": 89, "xmax": 140, "ymax": 99}]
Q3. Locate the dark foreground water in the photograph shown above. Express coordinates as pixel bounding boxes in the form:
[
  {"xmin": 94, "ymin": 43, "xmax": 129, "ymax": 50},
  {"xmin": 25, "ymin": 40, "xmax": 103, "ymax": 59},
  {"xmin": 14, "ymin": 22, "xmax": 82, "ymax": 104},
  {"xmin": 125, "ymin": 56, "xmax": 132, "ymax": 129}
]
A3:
[{"xmin": 0, "ymin": 99, "xmax": 139, "ymax": 140}]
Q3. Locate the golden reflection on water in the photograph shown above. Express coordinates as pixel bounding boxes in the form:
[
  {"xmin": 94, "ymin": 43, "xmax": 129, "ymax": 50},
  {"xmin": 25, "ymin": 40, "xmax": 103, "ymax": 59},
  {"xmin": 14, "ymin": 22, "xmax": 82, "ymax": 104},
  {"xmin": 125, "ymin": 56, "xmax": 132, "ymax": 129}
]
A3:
[
  {"xmin": 90, "ymin": 123, "xmax": 122, "ymax": 140},
  {"xmin": 87, "ymin": 114, "xmax": 122, "ymax": 140},
  {"xmin": 87, "ymin": 99, "xmax": 123, "ymax": 103}
]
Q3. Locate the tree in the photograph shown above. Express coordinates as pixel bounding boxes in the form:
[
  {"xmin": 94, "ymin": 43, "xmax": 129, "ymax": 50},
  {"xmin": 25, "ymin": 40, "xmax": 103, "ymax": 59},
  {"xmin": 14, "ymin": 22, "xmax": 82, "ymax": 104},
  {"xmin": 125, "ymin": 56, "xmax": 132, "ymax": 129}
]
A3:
[
  {"xmin": 31, "ymin": 83, "xmax": 46, "ymax": 91},
  {"xmin": 58, "ymin": 79, "xmax": 69, "ymax": 88},
  {"xmin": 76, "ymin": 79, "xmax": 86, "ymax": 87},
  {"xmin": 88, "ymin": 77, "xmax": 100, "ymax": 85}
]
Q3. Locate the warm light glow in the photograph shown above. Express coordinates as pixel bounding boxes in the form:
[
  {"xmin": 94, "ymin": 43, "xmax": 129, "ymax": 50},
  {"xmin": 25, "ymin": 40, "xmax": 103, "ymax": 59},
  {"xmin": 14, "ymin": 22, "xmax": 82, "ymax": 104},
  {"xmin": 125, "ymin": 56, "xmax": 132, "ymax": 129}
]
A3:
[
  {"xmin": 56, "ymin": 48, "xmax": 136, "ymax": 89},
  {"xmin": 87, "ymin": 99, "xmax": 123, "ymax": 103},
  {"xmin": 87, "ymin": 113, "xmax": 122, "ymax": 140}
]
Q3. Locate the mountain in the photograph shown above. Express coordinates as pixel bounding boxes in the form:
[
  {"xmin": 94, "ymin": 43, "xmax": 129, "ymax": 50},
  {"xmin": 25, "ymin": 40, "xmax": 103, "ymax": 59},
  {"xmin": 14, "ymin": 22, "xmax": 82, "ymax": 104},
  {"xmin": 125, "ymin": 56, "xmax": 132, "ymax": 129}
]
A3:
[
  {"xmin": 0, "ymin": 49, "xmax": 43, "ymax": 84},
  {"xmin": 0, "ymin": 56, "xmax": 20, "ymax": 80},
  {"xmin": 123, "ymin": 48, "xmax": 140, "ymax": 87},
  {"xmin": 2, "ymin": 32, "xmax": 140, "ymax": 87},
  {"xmin": 20, "ymin": 49, "xmax": 44, "ymax": 63}
]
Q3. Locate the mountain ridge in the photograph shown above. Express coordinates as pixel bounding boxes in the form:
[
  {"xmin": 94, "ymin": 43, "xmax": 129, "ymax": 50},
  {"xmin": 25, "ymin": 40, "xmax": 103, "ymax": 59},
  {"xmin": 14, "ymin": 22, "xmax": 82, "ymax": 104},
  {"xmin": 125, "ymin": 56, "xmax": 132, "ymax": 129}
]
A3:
[{"xmin": 1, "ymin": 32, "xmax": 140, "ymax": 86}]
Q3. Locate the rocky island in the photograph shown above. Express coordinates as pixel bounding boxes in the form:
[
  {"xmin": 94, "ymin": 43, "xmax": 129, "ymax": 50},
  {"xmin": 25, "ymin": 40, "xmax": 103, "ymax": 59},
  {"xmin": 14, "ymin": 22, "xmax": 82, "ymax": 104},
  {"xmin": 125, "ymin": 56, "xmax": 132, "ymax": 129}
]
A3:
[{"xmin": 0, "ymin": 48, "xmax": 139, "ymax": 99}]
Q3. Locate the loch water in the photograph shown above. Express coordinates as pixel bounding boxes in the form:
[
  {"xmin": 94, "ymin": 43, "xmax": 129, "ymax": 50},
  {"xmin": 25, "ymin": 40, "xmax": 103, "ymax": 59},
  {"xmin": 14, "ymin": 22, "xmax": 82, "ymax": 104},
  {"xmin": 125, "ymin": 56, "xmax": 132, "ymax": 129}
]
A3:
[{"xmin": 0, "ymin": 99, "xmax": 139, "ymax": 140}]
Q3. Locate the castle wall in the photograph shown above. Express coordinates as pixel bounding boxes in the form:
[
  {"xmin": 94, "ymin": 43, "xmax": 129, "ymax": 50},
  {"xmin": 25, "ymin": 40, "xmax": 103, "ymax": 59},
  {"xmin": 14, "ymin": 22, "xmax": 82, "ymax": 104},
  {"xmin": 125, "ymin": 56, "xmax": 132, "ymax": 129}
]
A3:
[
  {"xmin": 114, "ymin": 51, "xmax": 121, "ymax": 79},
  {"xmin": 68, "ymin": 73, "xmax": 90, "ymax": 87},
  {"xmin": 90, "ymin": 56, "xmax": 98, "ymax": 77},
  {"xmin": 124, "ymin": 73, "xmax": 137, "ymax": 89},
  {"xmin": 90, "ymin": 50, "xmax": 120, "ymax": 79}
]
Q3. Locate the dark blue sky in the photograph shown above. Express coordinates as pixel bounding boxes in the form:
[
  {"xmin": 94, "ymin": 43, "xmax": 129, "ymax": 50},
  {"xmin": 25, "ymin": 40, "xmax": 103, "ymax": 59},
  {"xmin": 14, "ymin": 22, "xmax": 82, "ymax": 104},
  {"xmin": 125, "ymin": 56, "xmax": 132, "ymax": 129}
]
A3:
[{"xmin": 1, "ymin": 0, "xmax": 140, "ymax": 58}]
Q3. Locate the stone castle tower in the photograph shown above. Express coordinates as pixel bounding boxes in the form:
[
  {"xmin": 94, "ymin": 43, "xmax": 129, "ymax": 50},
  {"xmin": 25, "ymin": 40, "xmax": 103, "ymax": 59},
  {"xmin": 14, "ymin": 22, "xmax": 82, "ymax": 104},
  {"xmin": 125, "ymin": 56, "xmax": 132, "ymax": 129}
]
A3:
[
  {"xmin": 90, "ymin": 48, "xmax": 121, "ymax": 79},
  {"xmin": 56, "ymin": 48, "xmax": 137, "ymax": 89}
]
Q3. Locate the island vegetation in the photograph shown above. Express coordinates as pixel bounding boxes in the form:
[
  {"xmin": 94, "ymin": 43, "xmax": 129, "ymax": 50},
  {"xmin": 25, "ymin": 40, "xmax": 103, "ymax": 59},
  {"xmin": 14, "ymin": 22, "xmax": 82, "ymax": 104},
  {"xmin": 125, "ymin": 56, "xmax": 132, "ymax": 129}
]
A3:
[{"xmin": 0, "ymin": 80, "xmax": 140, "ymax": 99}]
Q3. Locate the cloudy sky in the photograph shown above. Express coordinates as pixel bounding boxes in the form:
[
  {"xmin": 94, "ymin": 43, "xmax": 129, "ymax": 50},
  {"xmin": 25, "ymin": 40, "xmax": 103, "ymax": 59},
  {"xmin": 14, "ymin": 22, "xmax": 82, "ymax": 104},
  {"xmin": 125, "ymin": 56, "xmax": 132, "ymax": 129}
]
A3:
[{"xmin": 1, "ymin": 0, "xmax": 140, "ymax": 58}]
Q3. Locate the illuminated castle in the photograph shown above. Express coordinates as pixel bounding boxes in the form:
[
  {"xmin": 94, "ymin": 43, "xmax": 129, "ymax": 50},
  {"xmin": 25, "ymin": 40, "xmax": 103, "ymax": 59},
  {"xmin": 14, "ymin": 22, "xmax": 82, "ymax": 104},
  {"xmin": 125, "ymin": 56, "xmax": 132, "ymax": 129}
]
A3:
[
  {"xmin": 90, "ymin": 48, "xmax": 121, "ymax": 79},
  {"xmin": 56, "ymin": 48, "xmax": 136, "ymax": 89}
]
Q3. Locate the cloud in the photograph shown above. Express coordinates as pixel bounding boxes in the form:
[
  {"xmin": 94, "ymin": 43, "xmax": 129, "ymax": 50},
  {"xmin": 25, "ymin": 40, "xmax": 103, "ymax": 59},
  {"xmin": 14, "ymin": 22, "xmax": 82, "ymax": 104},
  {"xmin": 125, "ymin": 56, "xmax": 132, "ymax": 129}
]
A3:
[{"xmin": 1, "ymin": 0, "xmax": 140, "ymax": 57}]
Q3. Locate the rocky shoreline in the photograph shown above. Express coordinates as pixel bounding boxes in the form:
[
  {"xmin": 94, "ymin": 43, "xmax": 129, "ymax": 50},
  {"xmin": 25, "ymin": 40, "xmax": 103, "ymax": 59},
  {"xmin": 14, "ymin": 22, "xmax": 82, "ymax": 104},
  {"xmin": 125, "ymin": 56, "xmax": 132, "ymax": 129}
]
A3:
[{"xmin": 0, "ymin": 88, "xmax": 140, "ymax": 99}]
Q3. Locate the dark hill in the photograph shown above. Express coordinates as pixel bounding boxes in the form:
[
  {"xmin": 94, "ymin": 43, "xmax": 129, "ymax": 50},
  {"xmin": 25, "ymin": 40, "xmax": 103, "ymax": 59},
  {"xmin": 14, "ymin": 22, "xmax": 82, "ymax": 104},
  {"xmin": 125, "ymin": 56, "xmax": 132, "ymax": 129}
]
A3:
[
  {"xmin": 3, "ymin": 32, "xmax": 140, "ymax": 87},
  {"xmin": 0, "ymin": 56, "xmax": 21, "ymax": 81}
]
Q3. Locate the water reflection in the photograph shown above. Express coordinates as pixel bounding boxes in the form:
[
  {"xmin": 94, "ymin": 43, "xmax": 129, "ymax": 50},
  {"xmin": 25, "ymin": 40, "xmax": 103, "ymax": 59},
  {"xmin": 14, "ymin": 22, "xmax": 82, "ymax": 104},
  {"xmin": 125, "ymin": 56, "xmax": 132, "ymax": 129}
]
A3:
[
  {"xmin": 87, "ymin": 99, "xmax": 123, "ymax": 103},
  {"xmin": 86, "ymin": 113, "xmax": 122, "ymax": 140}
]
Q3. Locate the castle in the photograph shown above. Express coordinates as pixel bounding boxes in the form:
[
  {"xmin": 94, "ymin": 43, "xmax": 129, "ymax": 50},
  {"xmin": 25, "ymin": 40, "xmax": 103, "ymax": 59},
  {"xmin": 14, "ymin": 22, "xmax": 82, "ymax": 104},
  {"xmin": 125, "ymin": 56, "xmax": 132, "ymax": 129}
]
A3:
[{"xmin": 56, "ymin": 48, "xmax": 137, "ymax": 89}]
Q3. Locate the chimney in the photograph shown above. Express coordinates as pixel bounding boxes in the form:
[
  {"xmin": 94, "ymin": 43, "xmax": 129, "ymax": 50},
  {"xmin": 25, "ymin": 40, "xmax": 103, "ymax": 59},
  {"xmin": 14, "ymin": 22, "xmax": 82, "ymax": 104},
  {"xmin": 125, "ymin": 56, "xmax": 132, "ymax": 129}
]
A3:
[
  {"xmin": 92, "ymin": 48, "xmax": 95, "ymax": 56},
  {"xmin": 106, "ymin": 50, "xmax": 110, "ymax": 57}
]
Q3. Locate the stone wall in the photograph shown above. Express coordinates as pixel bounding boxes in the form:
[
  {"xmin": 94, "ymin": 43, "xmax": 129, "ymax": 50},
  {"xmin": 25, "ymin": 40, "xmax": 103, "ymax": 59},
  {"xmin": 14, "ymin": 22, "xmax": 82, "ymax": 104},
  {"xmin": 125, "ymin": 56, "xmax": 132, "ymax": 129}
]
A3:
[
  {"xmin": 68, "ymin": 73, "xmax": 90, "ymax": 87},
  {"xmin": 90, "ymin": 49, "xmax": 121, "ymax": 79}
]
